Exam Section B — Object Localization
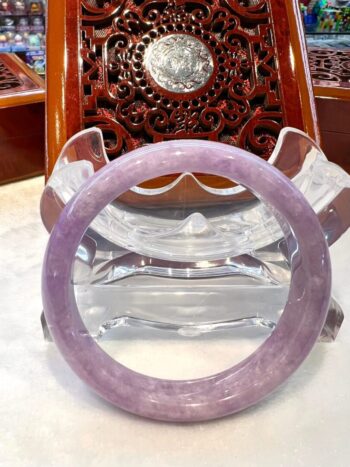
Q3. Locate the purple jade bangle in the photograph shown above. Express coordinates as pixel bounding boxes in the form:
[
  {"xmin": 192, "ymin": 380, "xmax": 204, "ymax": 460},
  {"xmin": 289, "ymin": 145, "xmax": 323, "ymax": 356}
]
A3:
[{"xmin": 42, "ymin": 140, "xmax": 331, "ymax": 422}]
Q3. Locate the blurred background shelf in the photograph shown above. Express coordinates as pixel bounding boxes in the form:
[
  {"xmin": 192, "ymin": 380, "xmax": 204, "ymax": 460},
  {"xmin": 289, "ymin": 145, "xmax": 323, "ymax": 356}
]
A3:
[{"xmin": 0, "ymin": 0, "xmax": 46, "ymax": 74}]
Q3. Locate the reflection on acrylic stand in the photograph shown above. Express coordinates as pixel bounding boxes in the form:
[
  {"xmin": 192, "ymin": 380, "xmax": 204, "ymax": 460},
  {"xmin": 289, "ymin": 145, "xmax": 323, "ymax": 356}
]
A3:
[{"xmin": 41, "ymin": 128, "xmax": 347, "ymax": 345}]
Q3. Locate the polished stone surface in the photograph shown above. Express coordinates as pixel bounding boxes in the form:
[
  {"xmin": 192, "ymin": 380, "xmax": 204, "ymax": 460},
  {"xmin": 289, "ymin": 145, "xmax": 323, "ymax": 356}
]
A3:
[
  {"xmin": 42, "ymin": 141, "xmax": 331, "ymax": 422},
  {"xmin": 0, "ymin": 176, "xmax": 349, "ymax": 465}
]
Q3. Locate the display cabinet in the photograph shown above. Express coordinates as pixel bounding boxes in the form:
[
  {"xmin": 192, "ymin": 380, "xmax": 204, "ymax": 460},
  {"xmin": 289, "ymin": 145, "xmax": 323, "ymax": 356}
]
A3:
[
  {"xmin": 300, "ymin": 1, "xmax": 350, "ymax": 37},
  {"xmin": 0, "ymin": 52, "xmax": 45, "ymax": 184},
  {"xmin": 300, "ymin": 2, "xmax": 350, "ymax": 172}
]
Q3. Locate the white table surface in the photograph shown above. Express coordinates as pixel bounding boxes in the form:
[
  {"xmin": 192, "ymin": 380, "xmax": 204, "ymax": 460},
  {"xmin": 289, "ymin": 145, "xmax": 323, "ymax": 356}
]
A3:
[{"xmin": 1, "ymin": 177, "xmax": 349, "ymax": 467}]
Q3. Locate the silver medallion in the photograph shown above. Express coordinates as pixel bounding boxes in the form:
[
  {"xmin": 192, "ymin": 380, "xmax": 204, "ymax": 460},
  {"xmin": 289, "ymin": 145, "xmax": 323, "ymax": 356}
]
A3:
[{"xmin": 144, "ymin": 34, "xmax": 214, "ymax": 94}]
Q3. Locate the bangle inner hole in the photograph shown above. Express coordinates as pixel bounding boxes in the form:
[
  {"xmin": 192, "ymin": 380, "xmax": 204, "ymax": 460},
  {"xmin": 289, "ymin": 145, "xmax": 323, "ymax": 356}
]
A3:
[{"xmin": 72, "ymin": 173, "xmax": 293, "ymax": 380}]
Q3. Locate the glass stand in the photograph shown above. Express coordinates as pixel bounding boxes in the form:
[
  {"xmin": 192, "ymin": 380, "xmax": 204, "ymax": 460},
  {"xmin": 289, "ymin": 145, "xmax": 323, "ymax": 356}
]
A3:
[
  {"xmin": 41, "ymin": 128, "xmax": 348, "ymax": 350},
  {"xmin": 41, "ymin": 238, "xmax": 343, "ymax": 345}
]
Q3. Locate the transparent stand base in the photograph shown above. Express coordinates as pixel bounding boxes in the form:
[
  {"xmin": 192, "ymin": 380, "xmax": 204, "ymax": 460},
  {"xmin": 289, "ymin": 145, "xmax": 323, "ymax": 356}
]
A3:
[
  {"xmin": 41, "ymin": 129, "xmax": 348, "ymax": 352},
  {"xmin": 41, "ymin": 279, "xmax": 343, "ymax": 344},
  {"xmin": 41, "ymin": 232, "xmax": 344, "ymax": 345}
]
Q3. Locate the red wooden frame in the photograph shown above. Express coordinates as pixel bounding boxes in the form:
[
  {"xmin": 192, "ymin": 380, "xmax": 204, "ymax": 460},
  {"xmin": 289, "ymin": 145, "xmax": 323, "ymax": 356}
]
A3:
[{"xmin": 46, "ymin": 0, "xmax": 319, "ymax": 183}]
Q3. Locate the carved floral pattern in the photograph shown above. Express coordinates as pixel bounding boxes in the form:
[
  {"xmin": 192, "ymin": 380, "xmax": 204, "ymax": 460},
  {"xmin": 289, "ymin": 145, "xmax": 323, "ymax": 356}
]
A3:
[
  {"xmin": 308, "ymin": 48, "xmax": 350, "ymax": 85},
  {"xmin": 81, "ymin": 0, "xmax": 283, "ymax": 159}
]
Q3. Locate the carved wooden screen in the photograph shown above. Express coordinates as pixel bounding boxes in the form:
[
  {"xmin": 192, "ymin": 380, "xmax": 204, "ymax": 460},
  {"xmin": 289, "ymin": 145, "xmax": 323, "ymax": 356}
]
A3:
[
  {"xmin": 47, "ymin": 0, "xmax": 319, "ymax": 175},
  {"xmin": 0, "ymin": 60, "xmax": 23, "ymax": 92},
  {"xmin": 0, "ymin": 54, "xmax": 43, "ymax": 96},
  {"xmin": 309, "ymin": 48, "xmax": 350, "ymax": 100}
]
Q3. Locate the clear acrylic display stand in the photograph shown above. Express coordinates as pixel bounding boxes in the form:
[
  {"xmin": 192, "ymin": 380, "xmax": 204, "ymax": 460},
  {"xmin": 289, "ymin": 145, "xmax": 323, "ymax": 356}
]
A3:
[{"xmin": 41, "ymin": 128, "xmax": 348, "ymax": 348}]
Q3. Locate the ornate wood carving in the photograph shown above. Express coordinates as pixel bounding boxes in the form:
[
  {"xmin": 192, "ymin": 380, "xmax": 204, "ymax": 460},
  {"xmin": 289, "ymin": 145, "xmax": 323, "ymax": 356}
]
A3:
[
  {"xmin": 0, "ymin": 53, "xmax": 45, "ymax": 101},
  {"xmin": 80, "ymin": 0, "xmax": 289, "ymax": 160},
  {"xmin": 310, "ymin": 48, "xmax": 350, "ymax": 175},
  {"xmin": 46, "ymin": 0, "xmax": 319, "ymax": 177},
  {"xmin": 0, "ymin": 59, "xmax": 23, "ymax": 91},
  {"xmin": 309, "ymin": 48, "xmax": 350, "ymax": 85}
]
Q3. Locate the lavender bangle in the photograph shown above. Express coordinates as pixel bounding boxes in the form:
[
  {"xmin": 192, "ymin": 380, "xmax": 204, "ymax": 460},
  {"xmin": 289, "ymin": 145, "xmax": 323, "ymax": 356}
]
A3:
[{"xmin": 42, "ymin": 140, "xmax": 331, "ymax": 422}]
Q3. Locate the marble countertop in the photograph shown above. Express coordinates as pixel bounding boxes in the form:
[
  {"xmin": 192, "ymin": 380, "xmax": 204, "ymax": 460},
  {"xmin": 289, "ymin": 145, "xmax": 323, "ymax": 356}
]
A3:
[{"xmin": 1, "ymin": 177, "xmax": 349, "ymax": 467}]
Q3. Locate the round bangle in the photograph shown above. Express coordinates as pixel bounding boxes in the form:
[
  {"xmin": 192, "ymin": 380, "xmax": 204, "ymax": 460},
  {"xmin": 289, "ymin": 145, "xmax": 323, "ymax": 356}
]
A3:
[{"xmin": 42, "ymin": 140, "xmax": 331, "ymax": 422}]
